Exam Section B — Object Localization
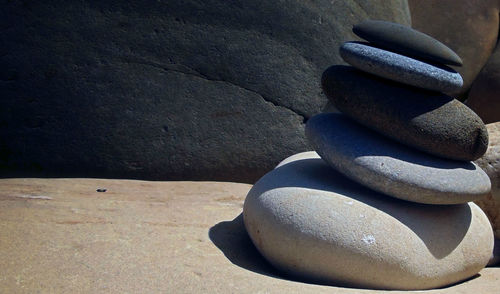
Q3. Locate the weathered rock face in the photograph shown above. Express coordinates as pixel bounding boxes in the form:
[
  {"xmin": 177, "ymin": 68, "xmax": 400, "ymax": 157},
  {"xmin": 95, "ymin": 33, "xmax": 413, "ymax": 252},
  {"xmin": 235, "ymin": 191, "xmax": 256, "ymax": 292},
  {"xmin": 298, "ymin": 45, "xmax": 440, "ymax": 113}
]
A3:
[
  {"xmin": 467, "ymin": 44, "xmax": 500, "ymax": 124},
  {"xmin": 408, "ymin": 0, "xmax": 500, "ymax": 99},
  {"xmin": 475, "ymin": 122, "xmax": 500, "ymax": 239},
  {"xmin": 0, "ymin": 1, "xmax": 411, "ymax": 183}
]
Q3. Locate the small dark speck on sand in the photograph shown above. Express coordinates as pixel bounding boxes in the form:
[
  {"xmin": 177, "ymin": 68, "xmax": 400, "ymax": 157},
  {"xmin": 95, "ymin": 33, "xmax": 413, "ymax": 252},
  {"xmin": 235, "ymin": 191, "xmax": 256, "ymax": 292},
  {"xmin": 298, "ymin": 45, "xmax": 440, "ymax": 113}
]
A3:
[{"xmin": 96, "ymin": 188, "xmax": 107, "ymax": 192}]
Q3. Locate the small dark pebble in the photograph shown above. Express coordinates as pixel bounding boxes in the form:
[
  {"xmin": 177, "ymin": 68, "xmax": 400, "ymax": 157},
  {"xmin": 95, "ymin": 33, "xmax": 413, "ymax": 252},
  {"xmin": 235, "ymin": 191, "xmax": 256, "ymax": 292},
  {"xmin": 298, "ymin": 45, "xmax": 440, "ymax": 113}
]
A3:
[{"xmin": 96, "ymin": 188, "xmax": 107, "ymax": 192}]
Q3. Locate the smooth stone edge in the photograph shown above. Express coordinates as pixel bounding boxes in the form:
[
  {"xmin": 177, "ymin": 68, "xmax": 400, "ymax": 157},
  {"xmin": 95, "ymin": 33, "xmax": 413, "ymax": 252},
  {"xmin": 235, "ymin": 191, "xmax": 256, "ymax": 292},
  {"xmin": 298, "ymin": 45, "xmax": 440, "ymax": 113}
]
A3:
[
  {"xmin": 305, "ymin": 113, "xmax": 491, "ymax": 205},
  {"xmin": 352, "ymin": 20, "xmax": 463, "ymax": 66},
  {"xmin": 339, "ymin": 42, "xmax": 463, "ymax": 93}
]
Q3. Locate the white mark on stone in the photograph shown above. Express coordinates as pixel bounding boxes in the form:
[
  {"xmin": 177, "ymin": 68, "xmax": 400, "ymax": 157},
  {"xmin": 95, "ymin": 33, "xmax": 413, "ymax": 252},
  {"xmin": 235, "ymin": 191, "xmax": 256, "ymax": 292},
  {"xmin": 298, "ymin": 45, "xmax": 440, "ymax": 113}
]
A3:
[
  {"xmin": 344, "ymin": 200, "xmax": 353, "ymax": 205},
  {"xmin": 362, "ymin": 234, "xmax": 376, "ymax": 245},
  {"xmin": 359, "ymin": 214, "xmax": 365, "ymax": 218}
]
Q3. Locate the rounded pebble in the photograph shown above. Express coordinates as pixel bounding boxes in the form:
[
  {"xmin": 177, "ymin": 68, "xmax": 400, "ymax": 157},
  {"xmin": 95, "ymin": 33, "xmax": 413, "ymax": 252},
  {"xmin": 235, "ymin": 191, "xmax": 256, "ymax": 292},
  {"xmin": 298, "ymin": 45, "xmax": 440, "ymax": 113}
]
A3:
[
  {"xmin": 322, "ymin": 65, "xmax": 488, "ymax": 161},
  {"xmin": 305, "ymin": 113, "xmax": 491, "ymax": 204},
  {"xmin": 244, "ymin": 157, "xmax": 493, "ymax": 290}
]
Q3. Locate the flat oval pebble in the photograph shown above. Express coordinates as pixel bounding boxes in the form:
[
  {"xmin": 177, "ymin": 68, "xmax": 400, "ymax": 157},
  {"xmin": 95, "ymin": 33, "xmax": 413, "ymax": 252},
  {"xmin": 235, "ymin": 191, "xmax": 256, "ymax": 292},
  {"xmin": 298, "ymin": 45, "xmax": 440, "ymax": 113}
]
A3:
[
  {"xmin": 340, "ymin": 42, "xmax": 463, "ymax": 93},
  {"xmin": 305, "ymin": 113, "xmax": 491, "ymax": 204},
  {"xmin": 244, "ymin": 156, "xmax": 493, "ymax": 290},
  {"xmin": 322, "ymin": 65, "xmax": 488, "ymax": 161},
  {"xmin": 353, "ymin": 20, "xmax": 463, "ymax": 66}
]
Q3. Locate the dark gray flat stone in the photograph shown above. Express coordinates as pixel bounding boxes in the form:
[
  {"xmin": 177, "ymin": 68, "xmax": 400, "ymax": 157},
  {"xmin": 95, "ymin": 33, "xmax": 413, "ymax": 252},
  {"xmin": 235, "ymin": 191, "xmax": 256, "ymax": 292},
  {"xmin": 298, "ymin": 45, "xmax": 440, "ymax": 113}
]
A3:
[
  {"xmin": 322, "ymin": 65, "xmax": 488, "ymax": 161},
  {"xmin": 353, "ymin": 20, "xmax": 462, "ymax": 66},
  {"xmin": 340, "ymin": 42, "xmax": 463, "ymax": 94},
  {"xmin": 305, "ymin": 113, "xmax": 491, "ymax": 204}
]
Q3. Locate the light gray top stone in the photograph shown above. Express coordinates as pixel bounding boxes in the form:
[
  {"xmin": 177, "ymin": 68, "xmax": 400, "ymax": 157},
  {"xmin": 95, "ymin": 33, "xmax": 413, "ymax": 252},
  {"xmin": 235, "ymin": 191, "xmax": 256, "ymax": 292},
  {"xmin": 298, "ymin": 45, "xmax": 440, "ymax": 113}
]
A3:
[
  {"xmin": 305, "ymin": 113, "xmax": 491, "ymax": 204},
  {"xmin": 340, "ymin": 42, "xmax": 463, "ymax": 94}
]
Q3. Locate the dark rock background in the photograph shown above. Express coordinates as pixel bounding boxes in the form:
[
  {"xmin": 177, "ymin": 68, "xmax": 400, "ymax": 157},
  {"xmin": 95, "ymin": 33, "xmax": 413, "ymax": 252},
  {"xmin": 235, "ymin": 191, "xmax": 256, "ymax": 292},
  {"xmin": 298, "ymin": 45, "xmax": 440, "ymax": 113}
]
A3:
[
  {"xmin": 0, "ymin": 0, "xmax": 410, "ymax": 183},
  {"xmin": 408, "ymin": 0, "xmax": 500, "ymax": 124}
]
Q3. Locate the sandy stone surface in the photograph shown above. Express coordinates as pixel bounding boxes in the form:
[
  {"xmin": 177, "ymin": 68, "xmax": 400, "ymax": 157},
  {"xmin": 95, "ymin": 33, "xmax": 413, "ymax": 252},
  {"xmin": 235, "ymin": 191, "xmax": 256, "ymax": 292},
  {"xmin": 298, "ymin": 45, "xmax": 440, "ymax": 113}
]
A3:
[
  {"xmin": 0, "ymin": 178, "xmax": 498, "ymax": 293},
  {"xmin": 475, "ymin": 122, "xmax": 500, "ymax": 238}
]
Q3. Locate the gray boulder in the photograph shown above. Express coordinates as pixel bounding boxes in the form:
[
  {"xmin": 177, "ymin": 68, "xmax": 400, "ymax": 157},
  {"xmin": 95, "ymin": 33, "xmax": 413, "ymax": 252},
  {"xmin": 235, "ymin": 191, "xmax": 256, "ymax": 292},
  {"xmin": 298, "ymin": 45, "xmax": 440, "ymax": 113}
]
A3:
[
  {"xmin": 243, "ymin": 156, "xmax": 493, "ymax": 290},
  {"xmin": 0, "ymin": 1, "xmax": 410, "ymax": 182}
]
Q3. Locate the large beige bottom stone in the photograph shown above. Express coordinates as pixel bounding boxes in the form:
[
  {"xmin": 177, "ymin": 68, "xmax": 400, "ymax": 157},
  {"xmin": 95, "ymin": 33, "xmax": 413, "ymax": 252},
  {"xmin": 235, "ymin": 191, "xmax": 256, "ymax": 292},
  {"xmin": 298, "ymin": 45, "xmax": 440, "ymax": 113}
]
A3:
[
  {"xmin": 244, "ymin": 158, "xmax": 493, "ymax": 290},
  {"xmin": 0, "ymin": 178, "xmax": 499, "ymax": 293}
]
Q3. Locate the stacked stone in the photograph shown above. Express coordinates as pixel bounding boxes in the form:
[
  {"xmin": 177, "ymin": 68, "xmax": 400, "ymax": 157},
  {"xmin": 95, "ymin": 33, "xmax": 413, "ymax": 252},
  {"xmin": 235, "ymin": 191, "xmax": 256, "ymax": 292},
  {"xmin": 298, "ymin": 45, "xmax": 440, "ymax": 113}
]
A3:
[
  {"xmin": 243, "ymin": 21, "xmax": 494, "ymax": 290},
  {"xmin": 311, "ymin": 20, "xmax": 490, "ymax": 205}
]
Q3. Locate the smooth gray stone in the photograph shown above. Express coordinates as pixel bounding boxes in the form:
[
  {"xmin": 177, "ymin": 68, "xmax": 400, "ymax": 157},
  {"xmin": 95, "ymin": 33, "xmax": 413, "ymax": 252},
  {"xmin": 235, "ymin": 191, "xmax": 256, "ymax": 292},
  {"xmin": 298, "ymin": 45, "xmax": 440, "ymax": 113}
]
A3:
[
  {"xmin": 353, "ymin": 20, "xmax": 463, "ymax": 66},
  {"xmin": 322, "ymin": 65, "xmax": 488, "ymax": 161},
  {"xmin": 305, "ymin": 113, "xmax": 491, "ymax": 204},
  {"xmin": 243, "ymin": 157, "xmax": 493, "ymax": 290},
  {"xmin": 340, "ymin": 42, "xmax": 463, "ymax": 94}
]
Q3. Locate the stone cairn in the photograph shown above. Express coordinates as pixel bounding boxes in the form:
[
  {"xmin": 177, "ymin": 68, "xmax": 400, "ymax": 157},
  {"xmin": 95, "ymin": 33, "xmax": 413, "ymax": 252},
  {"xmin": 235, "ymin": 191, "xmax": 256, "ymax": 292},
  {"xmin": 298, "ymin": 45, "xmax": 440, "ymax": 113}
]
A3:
[{"xmin": 243, "ymin": 21, "xmax": 495, "ymax": 290}]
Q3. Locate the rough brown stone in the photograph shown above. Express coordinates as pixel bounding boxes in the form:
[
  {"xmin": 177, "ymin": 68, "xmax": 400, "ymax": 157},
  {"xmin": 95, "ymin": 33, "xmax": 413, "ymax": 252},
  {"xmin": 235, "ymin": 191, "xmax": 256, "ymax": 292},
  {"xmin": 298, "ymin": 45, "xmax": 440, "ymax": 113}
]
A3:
[
  {"xmin": 467, "ymin": 44, "xmax": 500, "ymax": 124},
  {"xmin": 408, "ymin": 0, "xmax": 500, "ymax": 99},
  {"xmin": 475, "ymin": 122, "xmax": 500, "ymax": 239},
  {"xmin": 0, "ymin": 178, "xmax": 499, "ymax": 293}
]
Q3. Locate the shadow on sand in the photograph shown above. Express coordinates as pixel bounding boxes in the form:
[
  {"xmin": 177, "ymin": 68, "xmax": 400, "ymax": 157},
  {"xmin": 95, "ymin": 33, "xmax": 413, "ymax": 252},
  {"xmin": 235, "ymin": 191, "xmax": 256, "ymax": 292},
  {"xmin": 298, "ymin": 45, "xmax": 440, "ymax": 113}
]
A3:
[
  {"xmin": 209, "ymin": 213, "xmax": 283, "ymax": 279},
  {"xmin": 209, "ymin": 211, "xmax": 481, "ymax": 290}
]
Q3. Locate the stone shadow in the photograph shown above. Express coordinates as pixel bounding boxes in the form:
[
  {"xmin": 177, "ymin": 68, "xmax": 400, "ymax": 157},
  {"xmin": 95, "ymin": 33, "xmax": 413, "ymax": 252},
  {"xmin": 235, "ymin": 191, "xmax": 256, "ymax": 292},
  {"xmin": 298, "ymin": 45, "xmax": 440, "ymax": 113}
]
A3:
[
  {"xmin": 209, "ymin": 213, "xmax": 366, "ymax": 288},
  {"xmin": 209, "ymin": 210, "xmax": 480, "ymax": 290},
  {"xmin": 209, "ymin": 213, "xmax": 282, "ymax": 279},
  {"xmin": 209, "ymin": 159, "xmax": 486, "ymax": 290}
]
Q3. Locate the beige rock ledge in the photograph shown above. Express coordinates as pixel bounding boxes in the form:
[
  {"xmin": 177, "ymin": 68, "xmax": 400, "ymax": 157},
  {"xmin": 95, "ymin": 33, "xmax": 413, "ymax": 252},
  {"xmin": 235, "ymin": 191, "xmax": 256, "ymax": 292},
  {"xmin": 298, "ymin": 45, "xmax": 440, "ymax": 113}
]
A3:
[{"xmin": 0, "ymin": 178, "xmax": 498, "ymax": 293}]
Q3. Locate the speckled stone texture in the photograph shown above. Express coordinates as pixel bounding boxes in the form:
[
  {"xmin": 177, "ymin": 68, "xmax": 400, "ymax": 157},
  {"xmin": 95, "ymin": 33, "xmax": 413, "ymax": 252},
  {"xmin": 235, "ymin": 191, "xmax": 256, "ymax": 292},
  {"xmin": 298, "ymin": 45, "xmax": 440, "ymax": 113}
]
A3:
[
  {"xmin": 353, "ymin": 20, "xmax": 462, "ymax": 66},
  {"xmin": 475, "ymin": 122, "xmax": 500, "ymax": 239},
  {"xmin": 243, "ymin": 158, "xmax": 493, "ymax": 290},
  {"xmin": 340, "ymin": 42, "xmax": 463, "ymax": 94},
  {"xmin": 277, "ymin": 151, "xmax": 500, "ymax": 266},
  {"xmin": 305, "ymin": 113, "xmax": 491, "ymax": 204},
  {"xmin": 322, "ymin": 65, "xmax": 488, "ymax": 161}
]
